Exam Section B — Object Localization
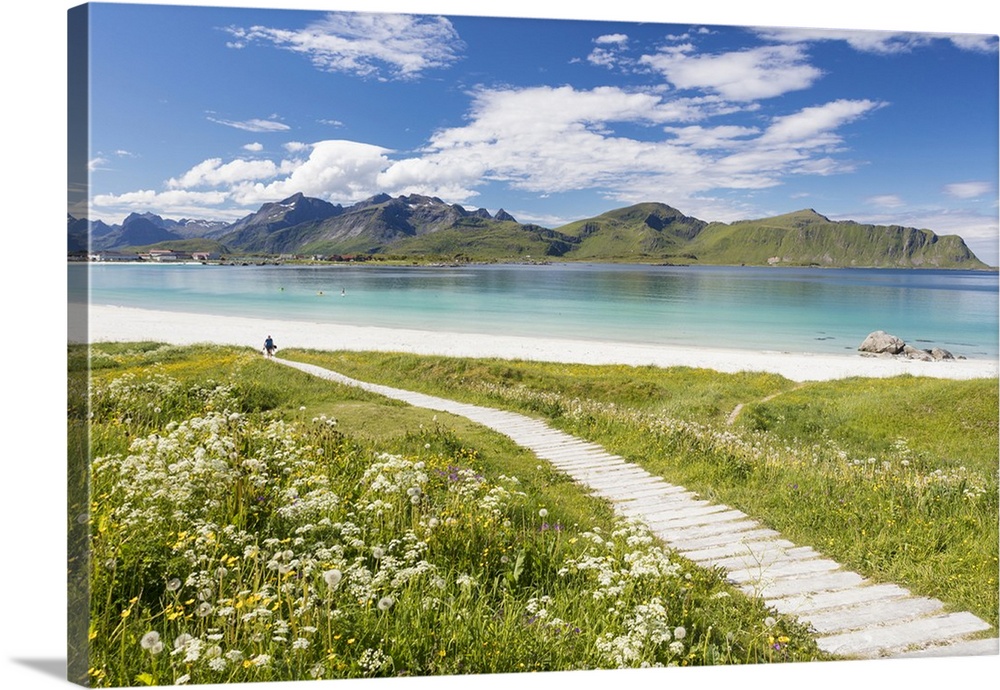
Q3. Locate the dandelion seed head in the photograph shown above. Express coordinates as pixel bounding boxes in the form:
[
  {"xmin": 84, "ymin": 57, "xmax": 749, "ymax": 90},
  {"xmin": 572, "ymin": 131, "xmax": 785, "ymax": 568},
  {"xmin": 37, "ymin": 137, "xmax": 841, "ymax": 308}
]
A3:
[
  {"xmin": 377, "ymin": 596, "xmax": 394, "ymax": 611},
  {"xmin": 323, "ymin": 569, "xmax": 343, "ymax": 588}
]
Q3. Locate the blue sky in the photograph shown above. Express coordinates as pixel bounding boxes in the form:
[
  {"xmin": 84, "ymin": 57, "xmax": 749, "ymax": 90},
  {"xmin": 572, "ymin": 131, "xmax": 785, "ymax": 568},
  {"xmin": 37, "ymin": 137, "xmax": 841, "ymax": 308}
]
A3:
[{"xmin": 76, "ymin": 1, "xmax": 999, "ymax": 263}]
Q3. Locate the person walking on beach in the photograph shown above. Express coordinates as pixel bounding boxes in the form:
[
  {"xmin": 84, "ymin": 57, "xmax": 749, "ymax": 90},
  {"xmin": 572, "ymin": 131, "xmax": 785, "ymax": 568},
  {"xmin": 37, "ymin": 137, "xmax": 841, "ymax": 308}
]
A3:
[{"xmin": 263, "ymin": 335, "xmax": 277, "ymax": 358}]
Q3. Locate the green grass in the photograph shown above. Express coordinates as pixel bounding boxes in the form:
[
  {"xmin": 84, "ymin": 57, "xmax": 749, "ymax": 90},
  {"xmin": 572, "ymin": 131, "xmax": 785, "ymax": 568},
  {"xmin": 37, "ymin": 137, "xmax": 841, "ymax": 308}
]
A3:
[
  {"xmin": 739, "ymin": 377, "xmax": 998, "ymax": 469},
  {"xmin": 282, "ymin": 349, "xmax": 999, "ymax": 629},
  {"xmin": 75, "ymin": 343, "xmax": 828, "ymax": 687}
]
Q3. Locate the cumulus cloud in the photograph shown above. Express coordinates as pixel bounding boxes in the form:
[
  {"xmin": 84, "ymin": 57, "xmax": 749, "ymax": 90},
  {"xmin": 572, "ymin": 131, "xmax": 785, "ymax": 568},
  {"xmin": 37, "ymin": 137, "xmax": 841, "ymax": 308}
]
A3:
[
  {"xmin": 595, "ymin": 33, "xmax": 628, "ymax": 46},
  {"xmin": 228, "ymin": 139, "xmax": 393, "ymax": 206},
  {"xmin": 224, "ymin": 12, "xmax": 463, "ymax": 80},
  {"xmin": 640, "ymin": 44, "xmax": 823, "ymax": 100},
  {"xmin": 91, "ymin": 140, "xmax": 394, "ymax": 217},
  {"xmin": 945, "ymin": 181, "xmax": 993, "ymax": 199},
  {"xmin": 166, "ymin": 157, "xmax": 296, "ymax": 189},
  {"xmin": 208, "ymin": 116, "xmax": 291, "ymax": 132},
  {"xmin": 243, "ymin": 142, "xmax": 264, "ymax": 152}
]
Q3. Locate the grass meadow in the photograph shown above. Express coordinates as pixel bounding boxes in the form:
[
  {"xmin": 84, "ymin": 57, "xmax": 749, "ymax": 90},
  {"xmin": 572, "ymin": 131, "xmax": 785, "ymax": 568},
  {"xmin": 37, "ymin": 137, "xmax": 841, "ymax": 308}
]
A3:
[{"xmin": 70, "ymin": 342, "xmax": 997, "ymax": 686}]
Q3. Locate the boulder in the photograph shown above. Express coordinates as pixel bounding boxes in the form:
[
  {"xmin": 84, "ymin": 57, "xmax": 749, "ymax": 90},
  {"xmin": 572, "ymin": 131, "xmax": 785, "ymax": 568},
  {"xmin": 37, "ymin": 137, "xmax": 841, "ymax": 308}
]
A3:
[
  {"xmin": 931, "ymin": 347, "xmax": 955, "ymax": 361},
  {"xmin": 858, "ymin": 330, "xmax": 906, "ymax": 355},
  {"xmin": 903, "ymin": 344, "xmax": 934, "ymax": 362}
]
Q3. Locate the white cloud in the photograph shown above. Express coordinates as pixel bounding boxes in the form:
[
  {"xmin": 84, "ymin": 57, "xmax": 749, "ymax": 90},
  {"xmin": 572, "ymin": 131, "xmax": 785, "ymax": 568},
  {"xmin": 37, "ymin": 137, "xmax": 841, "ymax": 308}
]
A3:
[
  {"xmin": 587, "ymin": 34, "xmax": 632, "ymax": 69},
  {"xmin": 243, "ymin": 142, "xmax": 264, "ymax": 152},
  {"xmin": 89, "ymin": 149, "xmax": 137, "ymax": 172},
  {"xmin": 166, "ymin": 157, "xmax": 295, "ymax": 189},
  {"xmin": 945, "ymin": 181, "xmax": 993, "ymax": 199},
  {"xmin": 595, "ymin": 33, "xmax": 628, "ymax": 46},
  {"xmin": 757, "ymin": 27, "xmax": 998, "ymax": 54},
  {"xmin": 382, "ymin": 86, "xmax": 881, "ymax": 209},
  {"xmin": 640, "ymin": 44, "xmax": 822, "ymax": 100},
  {"xmin": 664, "ymin": 124, "xmax": 760, "ymax": 149},
  {"xmin": 91, "ymin": 189, "xmax": 237, "ymax": 220},
  {"xmin": 208, "ymin": 117, "xmax": 291, "ymax": 132},
  {"xmin": 867, "ymin": 194, "xmax": 905, "ymax": 208},
  {"xmin": 225, "ymin": 12, "xmax": 463, "ymax": 80},
  {"xmin": 229, "ymin": 139, "xmax": 393, "ymax": 206},
  {"xmin": 587, "ymin": 47, "xmax": 620, "ymax": 68},
  {"xmin": 948, "ymin": 34, "xmax": 999, "ymax": 53},
  {"xmin": 759, "ymin": 99, "xmax": 884, "ymax": 146},
  {"xmin": 284, "ymin": 141, "xmax": 311, "ymax": 153}
]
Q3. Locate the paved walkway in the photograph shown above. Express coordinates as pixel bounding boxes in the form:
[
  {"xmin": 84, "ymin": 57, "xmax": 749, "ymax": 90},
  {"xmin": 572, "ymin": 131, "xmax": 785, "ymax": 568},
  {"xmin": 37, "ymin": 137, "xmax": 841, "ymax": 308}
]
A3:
[{"xmin": 276, "ymin": 357, "xmax": 997, "ymax": 660}]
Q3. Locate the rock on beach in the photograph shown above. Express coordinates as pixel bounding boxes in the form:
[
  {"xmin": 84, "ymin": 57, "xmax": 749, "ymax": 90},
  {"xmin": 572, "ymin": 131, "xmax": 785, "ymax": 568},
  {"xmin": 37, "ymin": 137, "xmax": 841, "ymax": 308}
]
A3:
[{"xmin": 859, "ymin": 330, "xmax": 957, "ymax": 361}]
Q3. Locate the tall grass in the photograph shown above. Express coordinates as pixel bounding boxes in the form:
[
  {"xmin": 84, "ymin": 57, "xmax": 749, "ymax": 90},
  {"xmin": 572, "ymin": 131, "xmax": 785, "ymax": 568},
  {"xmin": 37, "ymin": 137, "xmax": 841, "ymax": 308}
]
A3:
[
  {"xmin": 76, "ymin": 344, "xmax": 824, "ymax": 687},
  {"xmin": 286, "ymin": 350, "xmax": 999, "ymax": 629}
]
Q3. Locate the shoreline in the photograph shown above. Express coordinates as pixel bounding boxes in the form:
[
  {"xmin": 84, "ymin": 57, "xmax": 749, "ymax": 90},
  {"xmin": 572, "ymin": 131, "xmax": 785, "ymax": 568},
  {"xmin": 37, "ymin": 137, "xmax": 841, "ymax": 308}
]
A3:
[{"xmin": 83, "ymin": 304, "xmax": 999, "ymax": 383}]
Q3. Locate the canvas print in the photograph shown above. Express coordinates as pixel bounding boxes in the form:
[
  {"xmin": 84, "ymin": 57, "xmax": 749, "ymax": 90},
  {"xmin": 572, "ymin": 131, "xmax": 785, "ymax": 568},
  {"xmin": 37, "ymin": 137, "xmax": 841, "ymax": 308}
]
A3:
[{"xmin": 67, "ymin": 1, "xmax": 999, "ymax": 687}]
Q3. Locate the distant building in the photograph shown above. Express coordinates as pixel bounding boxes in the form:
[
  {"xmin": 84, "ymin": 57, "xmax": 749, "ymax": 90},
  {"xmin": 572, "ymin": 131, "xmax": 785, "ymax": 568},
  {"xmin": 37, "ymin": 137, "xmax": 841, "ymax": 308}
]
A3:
[
  {"xmin": 142, "ymin": 249, "xmax": 191, "ymax": 262},
  {"xmin": 191, "ymin": 252, "xmax": 221, "ymax": 262},
  {"xmin": 89, "ymin": 251, "xmax": 140, "ymax": 262}
]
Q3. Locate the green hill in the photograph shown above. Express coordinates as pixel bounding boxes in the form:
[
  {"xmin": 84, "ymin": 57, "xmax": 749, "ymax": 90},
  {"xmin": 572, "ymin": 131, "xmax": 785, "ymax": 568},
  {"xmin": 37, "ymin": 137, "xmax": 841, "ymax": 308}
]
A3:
[
  {"xmin": 684, "ymin": 210, "xmax": 987, "ymax": 268},
  {"xmin": 555, "ymin": 203, "xmax": 706, "ymax": 261}
]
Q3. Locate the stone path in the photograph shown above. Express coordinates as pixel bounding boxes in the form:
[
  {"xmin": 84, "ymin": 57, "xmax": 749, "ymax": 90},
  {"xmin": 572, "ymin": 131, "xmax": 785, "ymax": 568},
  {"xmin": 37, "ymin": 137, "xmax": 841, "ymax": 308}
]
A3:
[{"xmin": 276, "ymin": 357, "xmax": 997, "ymax": 660}]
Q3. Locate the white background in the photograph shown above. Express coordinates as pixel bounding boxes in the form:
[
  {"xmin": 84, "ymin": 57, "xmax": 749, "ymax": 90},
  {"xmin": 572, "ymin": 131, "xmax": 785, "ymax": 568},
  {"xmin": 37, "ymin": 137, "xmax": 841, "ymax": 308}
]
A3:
[{"xmin": 2, "ymin": 1, "xmax": 997, "ymax": 689}]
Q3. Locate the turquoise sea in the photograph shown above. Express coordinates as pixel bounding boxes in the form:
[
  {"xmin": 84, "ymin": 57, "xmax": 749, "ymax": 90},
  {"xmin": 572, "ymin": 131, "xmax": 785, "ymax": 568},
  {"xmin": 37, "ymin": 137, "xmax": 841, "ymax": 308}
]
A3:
[{"xmin": 72, "ymin": 263, "xmax": 1000, "ymax": 360}]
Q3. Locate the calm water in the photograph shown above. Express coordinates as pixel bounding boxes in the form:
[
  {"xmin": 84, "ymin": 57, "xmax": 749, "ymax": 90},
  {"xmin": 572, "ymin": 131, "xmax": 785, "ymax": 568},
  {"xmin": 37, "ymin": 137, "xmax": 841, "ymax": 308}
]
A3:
[{"xmin": 72, "ymin": 263, "xmax": 1000, "ymax": 360}]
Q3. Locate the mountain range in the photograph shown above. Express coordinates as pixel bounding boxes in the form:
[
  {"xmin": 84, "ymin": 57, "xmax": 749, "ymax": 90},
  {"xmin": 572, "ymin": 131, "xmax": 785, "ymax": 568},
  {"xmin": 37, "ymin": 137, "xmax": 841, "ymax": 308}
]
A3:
[{"xmin": 70, "ymin": 192, "xmax": 989, "ymax": 269}]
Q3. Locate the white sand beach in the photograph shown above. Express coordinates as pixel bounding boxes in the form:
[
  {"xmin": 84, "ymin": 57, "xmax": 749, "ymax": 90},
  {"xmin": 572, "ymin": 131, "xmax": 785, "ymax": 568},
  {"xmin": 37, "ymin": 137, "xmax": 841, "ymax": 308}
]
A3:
[{"xmin": 84, "ymin": 304, "xmax": 998, "ymax": 382}]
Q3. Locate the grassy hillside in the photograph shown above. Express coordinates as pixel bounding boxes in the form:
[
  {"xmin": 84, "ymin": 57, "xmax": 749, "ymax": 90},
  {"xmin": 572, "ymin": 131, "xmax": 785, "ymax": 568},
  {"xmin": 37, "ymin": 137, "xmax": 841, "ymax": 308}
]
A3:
[
  {"xmin": 387, "ymin": 222, "xmax": 575, "ymax": 260},
  {"xmin": 556, "ymin": 203, "xmax": 705, "ymax": 261},
  {"xmin": 686, "ymin": 210, "xmax": 988, "ymax": 268}
]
